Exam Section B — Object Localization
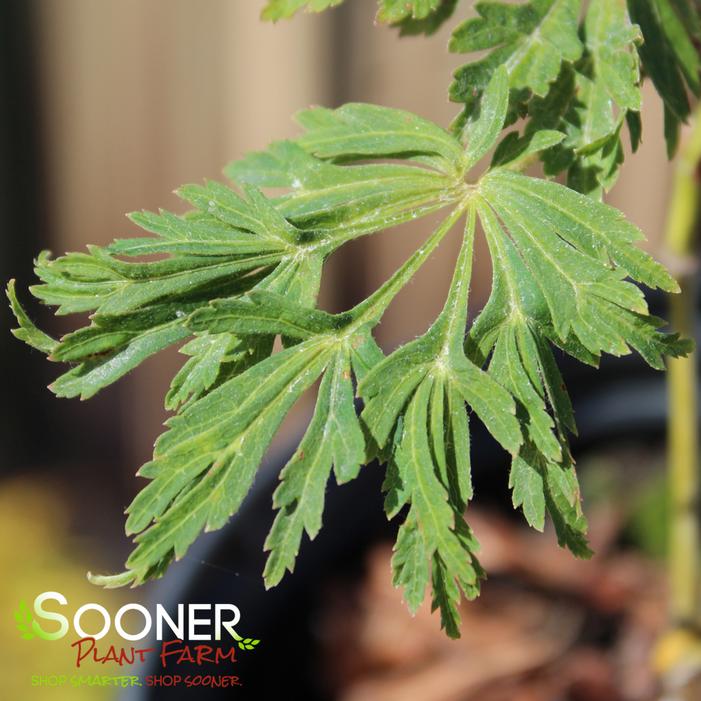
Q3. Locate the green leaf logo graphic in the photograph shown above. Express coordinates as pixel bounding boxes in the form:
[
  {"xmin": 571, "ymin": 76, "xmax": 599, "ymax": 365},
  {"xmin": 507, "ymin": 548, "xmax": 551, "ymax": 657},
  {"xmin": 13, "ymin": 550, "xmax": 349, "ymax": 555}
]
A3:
[
  {"xmin": 237, "ymin": 637, "xmax": 261, "ymax": 651},
  {"xmin": 231, "ymin": 630, "xmax": 261, "ymax": 651},
  {"xmin": 14, "ymin": 601, "xmax": 35, "ymax": 640}
]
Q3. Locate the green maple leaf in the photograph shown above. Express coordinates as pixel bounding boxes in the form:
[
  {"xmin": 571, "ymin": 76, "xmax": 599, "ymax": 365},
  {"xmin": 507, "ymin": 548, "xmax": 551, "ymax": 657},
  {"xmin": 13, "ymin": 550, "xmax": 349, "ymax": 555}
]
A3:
[
  {"xmin": 449, "ymin": 0, "xmax": 583, "ymax": 117},
  {"xmin": 552, "ymin": 0, "xmax": 642, "ymax": 195},
  {"xmin": 8, "ymin": 23, "xmax": 692, "ymax": 639},
  {"xmin": 628, "ymin": 0, "xmax": 701, "ymax": 155},
  {"xmin": 485, "ymin": 0, "xmax": 645, "ymax": 196}
]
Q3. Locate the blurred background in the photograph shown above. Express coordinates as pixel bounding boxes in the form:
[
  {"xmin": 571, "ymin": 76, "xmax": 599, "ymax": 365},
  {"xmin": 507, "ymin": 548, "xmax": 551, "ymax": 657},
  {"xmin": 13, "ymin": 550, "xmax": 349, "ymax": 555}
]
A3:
[{"xmin": 0, "ymin": 1, "xmax": 693, "ymax": 700}]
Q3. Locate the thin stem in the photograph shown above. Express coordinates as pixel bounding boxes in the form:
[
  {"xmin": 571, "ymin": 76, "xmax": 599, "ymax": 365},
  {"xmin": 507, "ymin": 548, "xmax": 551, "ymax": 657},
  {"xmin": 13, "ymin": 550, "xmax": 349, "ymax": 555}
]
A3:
[
  {"xmin": 664, "ymin": 105, "xmax": 701, "ymax": 629},
  {"xmin": 666, "ymin": 117, "xmax": 701, "ymax": 259},
  {"xmin": 668, "ymin": 277, "xmax": 699, "ymax": 627}
]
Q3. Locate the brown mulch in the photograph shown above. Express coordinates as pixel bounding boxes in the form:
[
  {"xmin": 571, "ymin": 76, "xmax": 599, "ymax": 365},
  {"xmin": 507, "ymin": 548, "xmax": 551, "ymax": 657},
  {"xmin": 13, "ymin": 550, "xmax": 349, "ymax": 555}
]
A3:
[{"xmin": 317, "ymin": 505, "xmax": 668, "ymax": 701}]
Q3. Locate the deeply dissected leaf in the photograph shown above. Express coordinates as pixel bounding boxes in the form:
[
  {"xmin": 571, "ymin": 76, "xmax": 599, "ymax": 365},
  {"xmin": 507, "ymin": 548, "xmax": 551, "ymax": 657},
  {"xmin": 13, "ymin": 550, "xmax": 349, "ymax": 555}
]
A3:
[
  {"xmin": 25, "ymin": 230, "xmax": 278, "ymax": 399},
  {"xmin": 557, "ymin": 0, "xmax": 642, "ymax": 195},
  {"xmin": 466, "ymin": 164, "xmax": 690, "ymax": 552},
  {"xmin": 8, "ymin": 16, "xmax": 692, "ymax": 641},
  {"xmin": 449, "ymin": 0, "xmax": 583, "ymax": 116},
  {"xmin": 477, "ymin": 170, "xmax": 689, "ymax": 366},
  {"xmin": 393, "ymin": 379, "xmax": 483, "ymax": 637},
  {"xmin": 359, "ymin": 211, "xmax": 523, "ymax": 633},
  {"xmin": 117, "ymin": 339, "xmax": 330, "ymax": 585},
  {"xmin": 263, "ymin": 340, "xmax": 374, "ymax": 586},
  {"xmin": 489, "ymin": 0, "xmax": 642, "ymax": 195},
  {"xmin": 629, "ymin": 0, "xmax": 701, "ymax": 155}
]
